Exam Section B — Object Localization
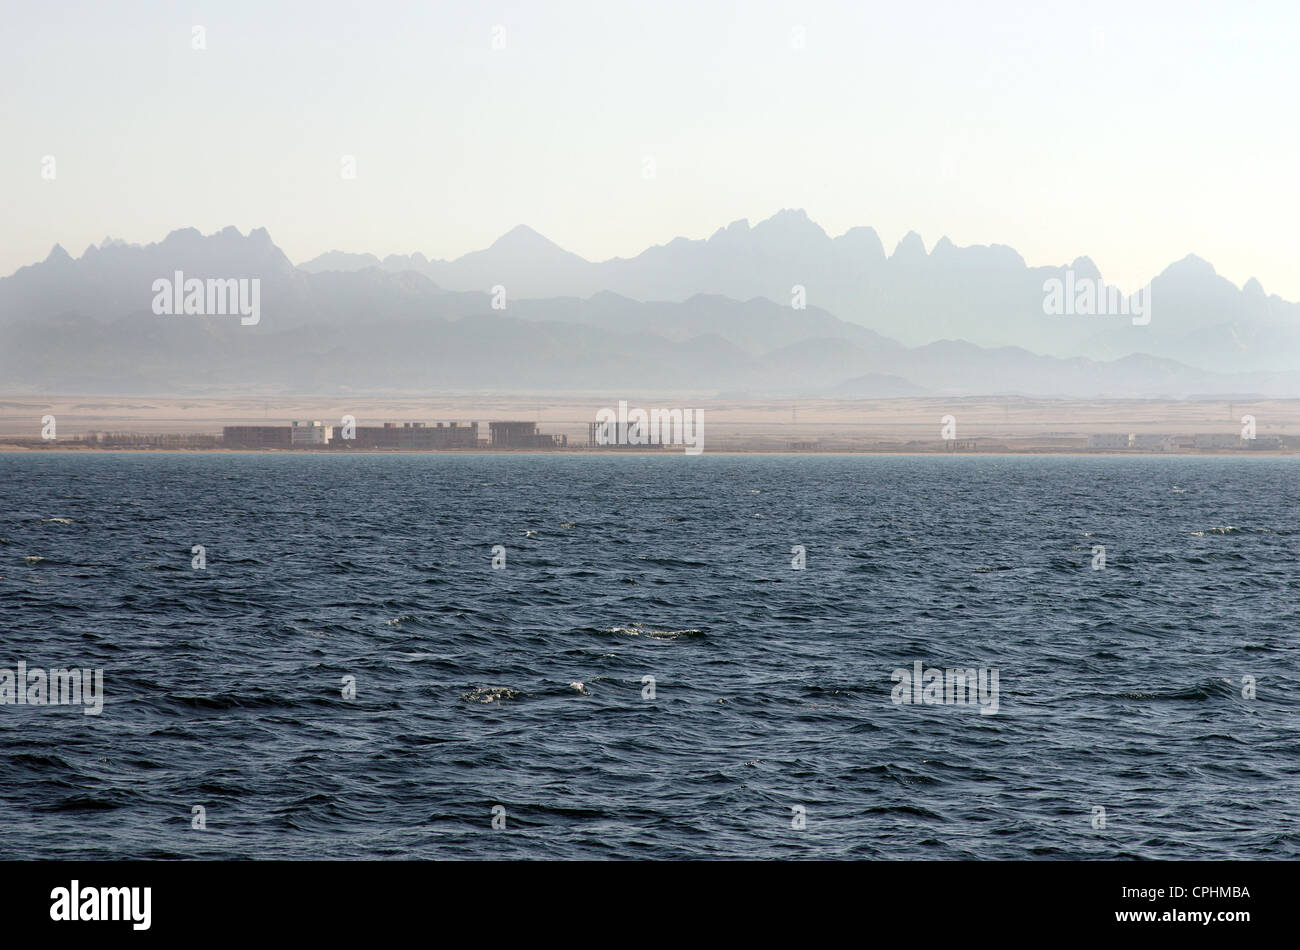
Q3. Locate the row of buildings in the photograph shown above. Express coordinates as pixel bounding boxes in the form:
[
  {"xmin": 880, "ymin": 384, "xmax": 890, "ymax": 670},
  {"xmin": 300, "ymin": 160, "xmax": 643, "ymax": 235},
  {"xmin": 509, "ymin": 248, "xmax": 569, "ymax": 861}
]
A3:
[
  {"xmin": 1086, "ymin": 433, "xmax": 1288, "ymax": 450},
  {"xmin": 79, "ymin": 431, "xmax": 221, "ymax": 448},
  {"xmin": 222, "ymin": 420, "xmax": 567, "ymax": 450}
]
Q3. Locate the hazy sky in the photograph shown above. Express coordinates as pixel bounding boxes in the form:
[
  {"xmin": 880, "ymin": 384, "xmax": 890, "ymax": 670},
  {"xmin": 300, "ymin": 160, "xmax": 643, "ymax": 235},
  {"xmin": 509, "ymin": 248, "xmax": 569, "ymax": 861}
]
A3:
[{"xmin": 3, "ymin": 0, "xmax": 1297, "ymax": 297}]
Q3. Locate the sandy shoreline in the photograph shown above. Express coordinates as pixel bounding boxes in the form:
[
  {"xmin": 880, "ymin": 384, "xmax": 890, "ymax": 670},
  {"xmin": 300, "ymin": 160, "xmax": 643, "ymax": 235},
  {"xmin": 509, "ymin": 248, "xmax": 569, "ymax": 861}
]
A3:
[
  {"xmin": 3, "ymin": 445, "xmax": 1296, "ymax": 458},
  {"xmin": 3, "ymin": 393, "xmax": 1297, "ymax": 455}
]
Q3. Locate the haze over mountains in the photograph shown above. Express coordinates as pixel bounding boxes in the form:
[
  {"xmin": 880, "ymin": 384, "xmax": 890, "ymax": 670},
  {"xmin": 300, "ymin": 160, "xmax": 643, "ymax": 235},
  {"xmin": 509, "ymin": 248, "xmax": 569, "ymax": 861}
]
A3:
[
  {"xmin": 299, "ymin": 209, "xmax": 1299, "ymax": 374},
  {"xmin": 2, "ymin": 212, "xmax": 1296, "ymax": 397}
]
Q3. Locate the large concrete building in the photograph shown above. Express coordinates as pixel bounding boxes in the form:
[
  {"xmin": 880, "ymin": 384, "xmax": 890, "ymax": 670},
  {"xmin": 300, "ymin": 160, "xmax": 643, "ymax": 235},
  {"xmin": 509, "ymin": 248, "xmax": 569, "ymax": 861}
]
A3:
[
  {"xmin": 490, "ymin": 421, "xmax": 566, "ymax": 448},
  {"xmin": 1087, "ymin": 433, "xmax": 1187, "ymax": 451},
  {"xmin": 223, "ymin": 426, "xmax": 292, "ymax": 448},
  {"xmin": 1086, "ymin": 433, "xmax": 1131, "ymax": 449},
  {"xmin": 1129, "ymin": 433, "xmax": 1178, "ymax": 451},
  {"xmin": 1193, "ymin": 433, "xmax": 1246, "ymax": 449},
  {"xmin": 340, "ymin": 421, "xmax": 478, "ymax": 450},
  {"xmin": 291, "ymin": 420, "xmax": 332, "ymax": 445},
  {"xmin": 225, "ymin": 419, "xmax": 561, "ymax": 450}
]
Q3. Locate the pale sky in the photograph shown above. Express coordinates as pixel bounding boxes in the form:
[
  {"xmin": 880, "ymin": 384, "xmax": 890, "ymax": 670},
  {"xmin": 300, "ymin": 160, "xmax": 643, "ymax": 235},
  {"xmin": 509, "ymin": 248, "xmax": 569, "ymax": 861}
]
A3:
[{"xmin": 2, "ymin": 0, "xmax": 1297, "ymax": 298}]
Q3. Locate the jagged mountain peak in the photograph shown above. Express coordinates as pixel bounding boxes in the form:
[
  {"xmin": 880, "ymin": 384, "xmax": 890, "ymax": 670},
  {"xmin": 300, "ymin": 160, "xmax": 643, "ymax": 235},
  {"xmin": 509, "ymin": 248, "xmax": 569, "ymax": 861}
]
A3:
[
  {"xmin": 752, "ymin": 208, "xmax": 829, "ymax": 242},
  {"xmin": 1160, "ymin": 253, "xmax": 1217, "ymax": 280},
  {"xmin": 709, "ymin": 218, "xmax": 752, "ymax": 242},
  {"xmin": 1069, "ymin": 256, "xmax": 1102, "ymax": 281},
  {"xmin": 162, "ymin": 227, "xmax": 203, "ymax": 244},
  {"xmin": 891, "ymin": 231, "xmax": 927, "ymax": 260}
]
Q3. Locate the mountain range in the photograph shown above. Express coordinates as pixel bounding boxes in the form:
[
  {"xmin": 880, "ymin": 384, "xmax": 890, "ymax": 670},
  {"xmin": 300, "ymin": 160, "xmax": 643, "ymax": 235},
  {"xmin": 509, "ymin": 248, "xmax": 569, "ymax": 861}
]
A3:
[
  {"xmin": 299, "ymin": 209, "xmax": 1300, "ymax": 375},
  {"xmin": 1, "ymin": 213, "xmax": 1296, "ymax": 397}
]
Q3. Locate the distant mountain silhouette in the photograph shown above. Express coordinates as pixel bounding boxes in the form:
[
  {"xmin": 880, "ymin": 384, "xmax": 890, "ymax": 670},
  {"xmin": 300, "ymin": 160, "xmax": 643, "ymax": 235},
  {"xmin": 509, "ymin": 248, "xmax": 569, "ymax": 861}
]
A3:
[
  {"xmin": 300, "ymin": 209, "xmax": 1300, "ymax": 374},
  {"xmin": 2, "ymin": 224, "xmax": 1297, "ymax": 397}
]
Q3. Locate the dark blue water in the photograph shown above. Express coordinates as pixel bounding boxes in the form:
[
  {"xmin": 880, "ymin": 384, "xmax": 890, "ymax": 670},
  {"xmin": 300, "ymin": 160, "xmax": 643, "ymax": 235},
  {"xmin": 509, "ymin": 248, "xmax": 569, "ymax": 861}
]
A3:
[{"xmin": 1, "ymin": 453, "xmax": 1297, "ymax": 859}]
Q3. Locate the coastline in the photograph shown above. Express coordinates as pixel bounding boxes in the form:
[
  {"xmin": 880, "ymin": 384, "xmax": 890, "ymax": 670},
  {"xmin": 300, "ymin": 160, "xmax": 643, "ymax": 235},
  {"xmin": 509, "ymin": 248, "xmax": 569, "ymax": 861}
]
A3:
[
  {"xmin": 5, "ymin": 394, "xmax": 1296, "ymax": 456},
  {"xmin": 3, "ymin": 445, "xmax": 1297, "ymax": 457}
]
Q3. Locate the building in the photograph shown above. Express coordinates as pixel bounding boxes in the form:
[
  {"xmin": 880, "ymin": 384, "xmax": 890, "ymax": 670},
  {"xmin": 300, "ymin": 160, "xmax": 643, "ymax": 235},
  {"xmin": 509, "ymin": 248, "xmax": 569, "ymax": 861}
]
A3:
[
  {"xmin": 290, "ymin": 420, "xmax": 332, "ymax": 446},
  {"xmin": 342, "ymin": 421, "xmax": 479, "ymax": 450},
  {"xmin": 223, "ymin": 426, "xmax": 291, "ymax": 448},
  {"xmin": 1129, "ymin": 433, "xmax": 1178, "ymax": 451},
  {"xmin": 1087, "ymin": 433, "xmax": 1131, "ymax": 449},
  {"xmin": 490, "ymin": 421, "xmax": 566, "ymax": 449},
  {"xmin": 81, "ymin": 431, "xmax": 219, "ymax": 448},
  {"xmin": 224, "ymin": 419, "xmax": 567, "ymax": 450},
  {"xmin": 1193, "ymin": 433, "xmax": 1244, "ymax": 449}
]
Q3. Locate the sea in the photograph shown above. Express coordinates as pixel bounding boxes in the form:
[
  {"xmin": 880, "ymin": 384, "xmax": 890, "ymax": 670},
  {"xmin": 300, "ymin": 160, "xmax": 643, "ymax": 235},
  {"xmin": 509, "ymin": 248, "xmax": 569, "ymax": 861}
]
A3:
[{"xmin": 1, "ymin": 452, "xmax": 1297, "ymax": 859}]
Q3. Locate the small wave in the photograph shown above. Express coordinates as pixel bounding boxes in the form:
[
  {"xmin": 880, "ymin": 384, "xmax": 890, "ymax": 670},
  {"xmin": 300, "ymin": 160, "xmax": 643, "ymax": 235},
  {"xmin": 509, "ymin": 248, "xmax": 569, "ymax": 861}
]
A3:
[
  {"xmin": 40, "ymin": 517, "xmax": 74, "ymax": 525},
  {"xmin": 601, "ymin": 624, "xmax": 705, "ymax": 641},
  {"xmin": 163, "ymin": 691, "xmax": 313, "ymax": 711},
  {"xmin": 10, "ymin": 752, "xmax": 77, "ymax": 772},
  {"xmin": 45, "ymin": 795, "xmax": 127, "ymax": 812},
  {"xmin": 803, "ymin": 684, "xmax": 867, "ymax": 698},
  {"xmin": 863, "ymin": 803, "xmax": 945, "ymax": 820},
  {"xmin": 635, "ymin": 555, "xmax": 709, "ymax": 568},
  {"xmin": 1189, "ymin": 525, "xmax": 1290, "ymax": 537},
  {"xmin": 23, "ymin": 555, "xmax": 44, "ymax": 564},
  {"xmin": 1115, "ymin": 679, "xmax": 1239, "ymax": 701}
]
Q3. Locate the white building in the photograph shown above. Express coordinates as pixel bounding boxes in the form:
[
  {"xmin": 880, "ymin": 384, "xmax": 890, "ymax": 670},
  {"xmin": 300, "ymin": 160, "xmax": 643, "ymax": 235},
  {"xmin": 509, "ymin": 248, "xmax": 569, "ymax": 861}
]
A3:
[{"xmin": 290, "ymin": 420, "xmax": 332, "ymax": 445}]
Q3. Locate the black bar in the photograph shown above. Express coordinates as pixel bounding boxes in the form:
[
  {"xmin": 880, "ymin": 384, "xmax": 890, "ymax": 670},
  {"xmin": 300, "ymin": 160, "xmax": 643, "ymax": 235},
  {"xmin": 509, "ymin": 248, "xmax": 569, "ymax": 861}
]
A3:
[{"xmin": 0, "ymin": 860, "xmax": 1278, "ymax": 937}]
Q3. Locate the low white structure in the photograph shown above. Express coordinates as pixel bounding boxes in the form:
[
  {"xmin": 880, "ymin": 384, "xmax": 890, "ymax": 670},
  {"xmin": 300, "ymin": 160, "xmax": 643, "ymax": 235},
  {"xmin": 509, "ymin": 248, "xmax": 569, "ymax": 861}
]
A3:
[
  {"xmin": 1193, "ymin": 433, "xmax": 1243, "ymax": 449},
  {"xmin": 1130, "ymin": 433, "xmax": 1177, "ymax": 451},
  {"xmin": 1087, "ymin": 433, "xmax": 1131, "ymax": 449}
]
